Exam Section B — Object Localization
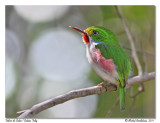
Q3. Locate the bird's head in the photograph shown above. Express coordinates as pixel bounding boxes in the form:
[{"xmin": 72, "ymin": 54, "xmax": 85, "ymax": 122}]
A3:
[{"xmin": 69, "ymin": 26, "xmax": 118, "ymax": 45}]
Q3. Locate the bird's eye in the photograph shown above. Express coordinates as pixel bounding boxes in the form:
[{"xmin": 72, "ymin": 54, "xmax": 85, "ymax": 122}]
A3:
[{"xmin": 93, "ymin": 30, "xmax": 98, "ymax": 35}]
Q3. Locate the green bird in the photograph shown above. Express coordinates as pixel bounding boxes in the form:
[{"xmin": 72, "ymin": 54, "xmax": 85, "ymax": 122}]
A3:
[{"xmin": 69, "ymin": 26, "xmax": 131, "ymax": 111}]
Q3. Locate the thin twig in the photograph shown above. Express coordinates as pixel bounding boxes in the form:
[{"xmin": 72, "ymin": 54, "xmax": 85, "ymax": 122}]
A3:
[
  {"xmin": 128, "ymin": 97, "xmax": 137, "ymax": 117},
  {"xmin": 17, "ymin": 72, "xmax": 155, "ymax": 118},
  {"xmin": 122, "ymin": 45, "xmax": 154, "ymax": 58},
  {"xmin": 130, "ymin": 85, "xmax": 144, "ymax": 99},
  {"xmin": 106, "ymin": 97, "xmax": 120, "ymax": 118},
  {"xmin": 115, "ymin": 6, "xmax": 143, "ymax": 76},
  {"xmin": 140, "ymin": 40, "xmax": 148, "ymax": 73}
]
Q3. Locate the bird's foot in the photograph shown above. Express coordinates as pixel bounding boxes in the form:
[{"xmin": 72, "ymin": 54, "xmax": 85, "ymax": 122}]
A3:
[
  {"xmin": 98, "ymin": 82, "xmax": 117, "ymax": 92},
  {"xmin": 97, "ymin": 82, "xmax": 105, "ymax": 87}
]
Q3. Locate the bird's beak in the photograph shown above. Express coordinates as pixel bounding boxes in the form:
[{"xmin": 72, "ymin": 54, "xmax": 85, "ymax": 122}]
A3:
[
  {"xmin": 69, "ymin": 26, "xmax": 90, "ymax": 44},
  {"xmin": 69, "ymin": 26, "xmax": 87, "ymax": 35}
]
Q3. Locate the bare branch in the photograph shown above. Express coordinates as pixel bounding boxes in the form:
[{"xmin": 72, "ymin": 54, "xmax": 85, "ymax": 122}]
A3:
[
  {"xmin": 126, "ymin": 72, "xmax": 155, "ymax": 87},
  {"xmin": 115, "ymin": 6, "xmax": 143, "ymax": 76},
  {"xmin": 17, "ymin": 72, "xmax": 155, "ymax": 118},
  {"xmin": 128, "ymin": 97, "xmax": 137, "ymax": 117},
  {"xmin": 140, "ymin": 40, "xmax": 148, "ymax": 73},
  {"xmin": 106, "ymin": 97, "xmax": 120, "ymax": 118},
  {"xmin": 121, "ymin": 45, "xmax": 155, "ymax": 58}
]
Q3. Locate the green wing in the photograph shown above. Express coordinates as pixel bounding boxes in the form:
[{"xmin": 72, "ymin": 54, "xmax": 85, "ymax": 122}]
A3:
[{"xmin": 95, "ymin": 43, "xmax": 131, "ymax": 86}]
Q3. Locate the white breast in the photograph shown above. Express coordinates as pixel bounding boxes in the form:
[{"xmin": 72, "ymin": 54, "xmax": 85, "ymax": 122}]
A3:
[{"xmin": 86, "ymin": 43, "xmax": 118, "ymax": 85}]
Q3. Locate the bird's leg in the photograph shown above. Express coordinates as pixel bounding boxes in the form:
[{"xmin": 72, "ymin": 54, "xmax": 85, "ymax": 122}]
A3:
[
  {"xmin": 97, "ymin": 82, "xmax": 105, "ymax": 87},
  {"xmin": 97, "ymin": 81, "xmax": 109, "ymax": 87},
  {"xmin": 98, "ymin": 81, "xmax": 117, "ymax": 92}
]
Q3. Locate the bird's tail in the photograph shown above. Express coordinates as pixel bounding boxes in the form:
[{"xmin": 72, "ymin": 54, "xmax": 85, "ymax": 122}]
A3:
[{"xmin": 120, "ymin": 86, "xmax": 125, "ymax": 111}]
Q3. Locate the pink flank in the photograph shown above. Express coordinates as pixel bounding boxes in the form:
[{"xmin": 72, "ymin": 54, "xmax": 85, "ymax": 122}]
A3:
[{"xmin": 92, "ymin": 49, "xmax": 116, "ymax": 74}]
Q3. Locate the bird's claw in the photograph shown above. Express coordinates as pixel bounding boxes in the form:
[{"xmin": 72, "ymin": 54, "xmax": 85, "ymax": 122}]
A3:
[{"xmin": 97, "ymin": 82, "xmax": 105, "ymax": 87}]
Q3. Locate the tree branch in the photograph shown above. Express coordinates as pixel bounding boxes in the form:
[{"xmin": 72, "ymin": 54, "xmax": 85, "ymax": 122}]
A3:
[
  {"xmin": 115, "ymin": 6, "xmax": 143, "ymax": 76},
  {"xmin": 106, "ymin": 96, "xmax": 120, "ymax": 118},
  {"xmin": 17, "ymin": 72, "xmax": 155, "ymax": 118},
  {"xmin": 126, "ymin": 72, "xmax": 155, "ymax": 87}
]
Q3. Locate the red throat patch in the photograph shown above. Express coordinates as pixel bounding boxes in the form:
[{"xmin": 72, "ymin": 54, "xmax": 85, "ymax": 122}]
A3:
[{"xmin": 82, "ymin": 34, "xmax": 89, "ymax": 44}]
